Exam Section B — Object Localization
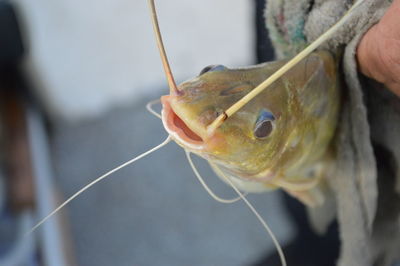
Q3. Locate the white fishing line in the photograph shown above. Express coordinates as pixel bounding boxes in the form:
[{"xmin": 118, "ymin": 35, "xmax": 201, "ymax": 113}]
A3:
[
  {"xmin": 27, "ymin": 136, "xmax": 172, "ymax": 236},
  {"xmin": 146, "ymin": 98, "xmax": 162, "ymax": 119},
  {"xmin": 212, "ymin": 163, "xmax": 287, "ymax": 266},
  {"xmin": 185, "ymin": 151, "xmax": 243, "ymax": 204}
]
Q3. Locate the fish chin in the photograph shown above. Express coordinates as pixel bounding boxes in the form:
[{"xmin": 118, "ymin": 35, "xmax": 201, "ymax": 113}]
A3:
[
  {"xmin": 221, "ymin": 163, "xmax": 277, "ymax": 182},
  {"xmin": 161, "ymin": 95, "xmax": 205, "ymax": 151}
]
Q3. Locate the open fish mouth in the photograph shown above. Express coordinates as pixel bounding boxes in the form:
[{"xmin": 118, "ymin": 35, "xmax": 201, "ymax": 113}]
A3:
[{"xmin": 161, "ymin": 96, "xmax": 205, "ymax": 150}]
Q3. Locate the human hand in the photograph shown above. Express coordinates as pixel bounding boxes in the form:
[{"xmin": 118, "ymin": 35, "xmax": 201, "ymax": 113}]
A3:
[{"xmin": 356, "ymin": 0, "xmax": 400, "ymax": 96}]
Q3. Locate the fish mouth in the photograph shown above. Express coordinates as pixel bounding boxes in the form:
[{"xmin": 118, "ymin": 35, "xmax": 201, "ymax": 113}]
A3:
[{"xmin": 161, "ymin": 96, "xmax": 205, "ymax": 150}]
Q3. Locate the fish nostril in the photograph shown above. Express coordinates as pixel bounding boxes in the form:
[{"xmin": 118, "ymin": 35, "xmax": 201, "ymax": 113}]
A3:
[
  {"xmin": 215, "ymin": 109, "xmax": 224, "ymax": 119},
  {"xmin": 199, "ymin": 65, "xmax": 214, "ymax": 75},
  {"xmin": 173, "ymin": 88, "xmax": 184, "ymax": 96}
]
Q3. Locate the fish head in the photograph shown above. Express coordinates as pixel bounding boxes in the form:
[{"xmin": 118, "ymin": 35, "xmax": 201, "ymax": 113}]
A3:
[{"xmin": 162, "ymin": 51, "xmax": 339, "ymax": 181}]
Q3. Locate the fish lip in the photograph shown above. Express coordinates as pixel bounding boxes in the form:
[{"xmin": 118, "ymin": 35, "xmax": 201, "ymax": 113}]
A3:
[{"xmin": 161, "ymin": 95, "xmax": 205, "ymax": 151}]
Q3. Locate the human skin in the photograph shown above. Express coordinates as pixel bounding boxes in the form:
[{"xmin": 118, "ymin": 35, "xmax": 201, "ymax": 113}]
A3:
[{"xmin": 356, "ymin": 0, "xmax": 400, "ymax": 96}]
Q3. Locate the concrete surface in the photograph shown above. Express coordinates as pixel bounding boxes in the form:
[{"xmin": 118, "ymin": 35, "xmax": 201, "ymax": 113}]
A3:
[{"xmin": 50, "ymin": 93, "xmax": 295, "ymax": 266}]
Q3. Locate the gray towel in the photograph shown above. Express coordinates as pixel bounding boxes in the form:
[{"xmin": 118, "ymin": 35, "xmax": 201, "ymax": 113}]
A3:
[{"xmin": 265, "ymin": 0, "xmax": 400, "ymax": 265}]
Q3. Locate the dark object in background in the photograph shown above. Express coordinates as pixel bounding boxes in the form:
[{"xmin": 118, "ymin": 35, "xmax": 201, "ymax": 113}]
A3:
[
  {"xmin": 251, "ymin": 1, "xmax": 340, "ymax": 265},
  {"xmin": 254, "ymin": 0, "xmax": 275, "ymax": 62},
  {"xmin": 0, "ymin": 1, "xmax": 24, "ymax": 68},
  {"xmin": 0, "ymin": 0, "xmax": 35, "ymax": 211},
  {"xmin": 0, "ymin": 3, "xmax": 75, "ymax": 265},
  {"xmin": 0, "ymin": 2, "xmax": 38, "ymax": 266}
]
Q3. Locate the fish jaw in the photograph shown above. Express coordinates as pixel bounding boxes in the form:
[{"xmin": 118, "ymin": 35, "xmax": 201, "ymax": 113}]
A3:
[
  {"xmin": 161, "ymin": 95, "xmax": 227, "ymax": 153},
  {"xmin": 161, "ymin": 95, "xmax": 205, "ymax": 151}
]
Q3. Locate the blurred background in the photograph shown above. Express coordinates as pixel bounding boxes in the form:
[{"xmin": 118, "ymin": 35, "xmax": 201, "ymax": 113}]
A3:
[{"xmin": 0, "ymin": 0, "xmax": 295, "ymax": 265}]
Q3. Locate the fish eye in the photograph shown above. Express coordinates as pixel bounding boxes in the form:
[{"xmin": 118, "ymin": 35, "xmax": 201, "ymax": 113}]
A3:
[
  {"xmin": 199, "ymin": 65, "xmax": 227, "ymax": 75},
  {"xmin": 254, "ymin": 110, "xmax": 275, "ymax": 139}
]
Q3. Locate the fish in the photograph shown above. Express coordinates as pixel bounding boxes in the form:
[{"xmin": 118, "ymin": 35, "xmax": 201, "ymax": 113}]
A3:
[
  {"xmin": 161, "ymin": 51, "xmax": 340, "ymax": 207},
  {"xmin": 149, "ymin": 0, "xmax": 364, "ymax": 207}
]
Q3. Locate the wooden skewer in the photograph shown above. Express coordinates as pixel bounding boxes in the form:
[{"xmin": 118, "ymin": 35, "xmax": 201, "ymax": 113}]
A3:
[
  {"xmin": 148, "ymin": 0, "xmax": 180, "ymax": 95},
  {"xmin": 206, "ymin": 0, "xmax": 364, "ymax": 135}
]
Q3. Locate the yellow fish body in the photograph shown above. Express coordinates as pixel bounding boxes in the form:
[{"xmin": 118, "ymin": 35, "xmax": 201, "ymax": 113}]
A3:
[{"xmin": 161, "ymin": 51, "xmax": 339, "ymax": 206}]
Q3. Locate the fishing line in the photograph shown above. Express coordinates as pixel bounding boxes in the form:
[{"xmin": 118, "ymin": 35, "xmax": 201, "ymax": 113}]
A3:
[
  {"xmin": 26, "ymin": 136, "xmax": 172, "ymax": 236},
  {"xmin": 212, "ymin": 163, "xmax": 287, "ymax": 266},
  {"xmin": 185, "ymin": 151, "xmax": 243, "ymax": 204},
  {"xmin": 146, "ymin": 98, "xmax": 162, "ymax": 119}
]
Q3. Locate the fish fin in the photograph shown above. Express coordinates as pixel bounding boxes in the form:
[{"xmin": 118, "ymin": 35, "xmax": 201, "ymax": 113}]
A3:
[
  {"xmin": 284, "ymin": 186, "xmax": 324, "ymax": 207},
  {"xmin": 271, "ymin": 173, "xmax": 321, "ymax": 191},
  {"xmin": 283, "ymin": 178, "xmax": 330, "ymax": 207}
]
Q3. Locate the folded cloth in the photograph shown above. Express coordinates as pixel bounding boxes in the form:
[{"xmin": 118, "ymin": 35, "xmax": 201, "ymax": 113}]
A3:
[{"xmin": 265, "ymin": 0, "xmax": 399, "ymax": 265}]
